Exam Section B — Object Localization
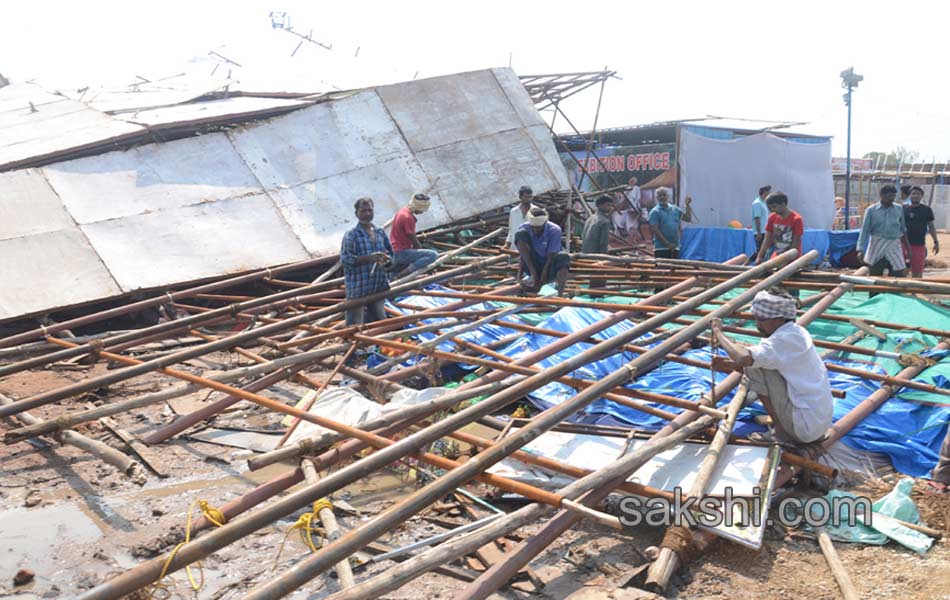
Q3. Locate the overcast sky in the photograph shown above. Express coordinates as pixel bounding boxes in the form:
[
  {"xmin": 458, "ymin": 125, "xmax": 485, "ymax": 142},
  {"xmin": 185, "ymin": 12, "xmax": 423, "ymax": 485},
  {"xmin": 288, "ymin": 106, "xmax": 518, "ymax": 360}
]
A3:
[{"xmin": 3, "ymin": 0, "xmax": 947, "ymax": 160}]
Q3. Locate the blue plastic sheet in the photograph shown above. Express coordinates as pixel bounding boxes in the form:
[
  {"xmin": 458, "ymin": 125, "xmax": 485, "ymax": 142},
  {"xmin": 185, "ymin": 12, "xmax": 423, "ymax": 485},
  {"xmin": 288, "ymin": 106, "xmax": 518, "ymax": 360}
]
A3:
[
  {"xmin": 383, "ymin": 285, "xmax": 525, "ymax": 371},
  {"xmin": 496, "ymin": 305, "xmax": 949, "ymax": 477},
  {"xmin": 679, "ymin": 227, "xmax": 830, "ymax": 265},
  {"xmin": 828, "ymin": 229, "xmax": 860, "ymax": 267},
  {"xmin": 385, "ymin": 290, "xmax": 950, "ymax": 478}
]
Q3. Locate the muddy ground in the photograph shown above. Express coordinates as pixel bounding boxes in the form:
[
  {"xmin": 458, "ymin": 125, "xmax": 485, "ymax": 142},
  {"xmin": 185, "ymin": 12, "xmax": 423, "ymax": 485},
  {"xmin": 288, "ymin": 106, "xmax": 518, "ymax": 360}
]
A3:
[{"xmin": 2, "ymin": 241, "xmax": 950, "ymax": 600}]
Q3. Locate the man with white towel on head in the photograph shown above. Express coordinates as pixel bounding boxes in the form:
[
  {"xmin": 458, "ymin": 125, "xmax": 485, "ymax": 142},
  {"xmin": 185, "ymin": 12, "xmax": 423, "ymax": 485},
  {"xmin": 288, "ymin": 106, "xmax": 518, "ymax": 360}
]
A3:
[{"xmin": 709, "ymin": 288, "xmax": 834, "ymax": 446}]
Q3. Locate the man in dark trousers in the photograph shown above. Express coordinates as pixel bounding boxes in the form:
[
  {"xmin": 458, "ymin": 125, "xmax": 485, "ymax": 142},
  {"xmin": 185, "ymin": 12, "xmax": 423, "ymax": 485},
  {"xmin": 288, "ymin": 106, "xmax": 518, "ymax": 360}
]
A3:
[
  {"xmin": 515, "ymin": 207, "xmax": 570, "ymax": 296},
  {"xmin": 340, "ymin": 197, "xmax": 393, "ymax": 326},
  {"xmin": 582, "ymin": 195, "xmax": 613, "ymax": 254},
  {"xmin": 857, "ymin": 184, "xmax": 908, "ymax": 279},
  {"xmin": 648, "ymin": 188, "xmax": 693, "ymax": 258},
  {"xmin": 755, "ymin": 191, "xmax": 804, "ymax": 264},
  {"xmin": 903, "ymin": 185, "xmax": 939, "ymax": 278},
  {"xmin": 582, "ymin": 195, "xmax": 614, "ymax": 292}
]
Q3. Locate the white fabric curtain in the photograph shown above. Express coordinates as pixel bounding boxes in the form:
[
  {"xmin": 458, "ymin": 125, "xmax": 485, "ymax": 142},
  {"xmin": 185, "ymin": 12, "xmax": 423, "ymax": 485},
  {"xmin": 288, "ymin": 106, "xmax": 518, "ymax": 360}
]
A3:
[{"xmin": 679, "ymin": 130, "xmax": 835, "ymax": 230}]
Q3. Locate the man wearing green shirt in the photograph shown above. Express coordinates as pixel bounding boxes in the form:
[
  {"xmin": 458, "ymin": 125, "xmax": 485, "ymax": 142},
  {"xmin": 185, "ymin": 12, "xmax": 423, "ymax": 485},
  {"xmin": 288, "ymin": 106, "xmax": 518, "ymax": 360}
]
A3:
[{"xmin": 648, "ymin": 188, "xmax": 694, "ymax": 259}]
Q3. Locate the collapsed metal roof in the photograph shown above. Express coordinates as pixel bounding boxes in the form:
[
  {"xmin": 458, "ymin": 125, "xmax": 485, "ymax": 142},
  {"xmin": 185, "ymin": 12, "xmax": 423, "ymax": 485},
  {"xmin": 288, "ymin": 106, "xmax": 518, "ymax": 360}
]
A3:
[{"xmin": 0, "ymin": 67, "xmax": 569, "ymax": 322}]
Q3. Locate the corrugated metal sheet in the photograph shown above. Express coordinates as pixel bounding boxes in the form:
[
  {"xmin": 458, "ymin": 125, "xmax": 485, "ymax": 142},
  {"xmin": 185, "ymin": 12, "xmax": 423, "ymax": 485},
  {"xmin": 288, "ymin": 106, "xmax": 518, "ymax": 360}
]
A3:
[
  {"xmin": 0, "ymin": 83, "xmax": 146, "ymax": 170},
  {"xmin": 0, "ymin": 68, "xmax": 568, "ymax": 322}
]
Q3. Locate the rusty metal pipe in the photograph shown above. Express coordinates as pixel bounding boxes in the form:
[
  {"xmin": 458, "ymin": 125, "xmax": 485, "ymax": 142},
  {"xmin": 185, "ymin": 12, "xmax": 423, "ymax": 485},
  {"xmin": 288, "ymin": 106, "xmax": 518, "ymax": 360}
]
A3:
[
  {"xmin": 239, "ymin": 252, "xmax": 811, "ymax": 599},
  {"xmin": 0, "ymin": 257, "xmax": 506, "ymax": 418},
  {"xmin": 0, "ymin": 255, "xmax": 339, "ymax": 348}
]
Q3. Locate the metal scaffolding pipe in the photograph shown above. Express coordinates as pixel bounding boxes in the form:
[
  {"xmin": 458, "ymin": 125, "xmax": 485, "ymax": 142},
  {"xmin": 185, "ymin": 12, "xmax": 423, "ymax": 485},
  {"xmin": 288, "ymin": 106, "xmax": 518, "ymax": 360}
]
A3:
[
  {"xmin": 78, "ymin": 253, "xmax": 787, "ymax": 600},
  {"xmin": 0, "ymin": 257, "xmax": 506, "ymax": 418},
  {"xmin": 2, "ymin": 345, "xmax": 348, "ymax": 444},
  {"xmin": 0, "ymin": 254, "xmax": 339, "ymax": 348},
  {"xmin": 239, "ymin": 252, "xmax": 813, "ymax": 599}
]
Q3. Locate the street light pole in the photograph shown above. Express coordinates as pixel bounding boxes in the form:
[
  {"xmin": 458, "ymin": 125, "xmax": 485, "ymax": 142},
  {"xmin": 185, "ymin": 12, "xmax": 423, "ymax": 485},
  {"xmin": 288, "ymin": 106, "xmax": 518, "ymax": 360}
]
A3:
[
  {"xmin": 841, "ymin": 67, "xmax": 863, "ymax": 230},
  {"xmin": 845, "ymin": 85, "xmax": 853, "ymax": 230}
]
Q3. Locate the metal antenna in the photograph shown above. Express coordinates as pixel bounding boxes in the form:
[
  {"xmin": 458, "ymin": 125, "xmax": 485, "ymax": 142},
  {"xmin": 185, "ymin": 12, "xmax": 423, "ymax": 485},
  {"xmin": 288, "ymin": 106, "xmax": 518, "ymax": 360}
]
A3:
[{"xmin": 268, "ymin": 11, "xmax": 332, "ymax": 54}]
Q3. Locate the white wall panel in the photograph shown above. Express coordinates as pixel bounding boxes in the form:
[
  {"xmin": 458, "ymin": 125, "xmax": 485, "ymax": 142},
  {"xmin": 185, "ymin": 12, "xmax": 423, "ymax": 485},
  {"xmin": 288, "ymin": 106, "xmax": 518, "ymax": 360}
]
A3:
[
  {"xmin": 0, "ymin": 170, "xmax": 75, "ymax": 240},
  {"xmin": 680, "ymin": 130, "xmax": 835, "ymax": 229},
  {"xmin": 0, "ymin": 230, "xmax": 120, "ymax": 319},
  {"xmin": 81, "ymin": 195, "xmax": 308, "ymax": 290},
  {"xmin": 46, "ymin": 134, "xmax": 260, "ymax": 224}
]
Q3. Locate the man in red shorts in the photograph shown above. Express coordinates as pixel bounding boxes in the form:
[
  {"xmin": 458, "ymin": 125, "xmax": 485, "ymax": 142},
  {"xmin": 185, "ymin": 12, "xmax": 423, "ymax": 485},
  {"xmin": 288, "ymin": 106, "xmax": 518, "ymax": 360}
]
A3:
[{"xmin": 903, "ymin": 186, "xmax": 940, "ymax": 278}]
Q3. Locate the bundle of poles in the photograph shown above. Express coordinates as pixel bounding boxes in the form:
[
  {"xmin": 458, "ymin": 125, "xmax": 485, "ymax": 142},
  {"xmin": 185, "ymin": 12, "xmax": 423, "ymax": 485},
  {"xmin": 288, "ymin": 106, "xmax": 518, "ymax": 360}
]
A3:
[{"xmin": 0, "ymin": 200, "xmax": 947, "ymax": 600}]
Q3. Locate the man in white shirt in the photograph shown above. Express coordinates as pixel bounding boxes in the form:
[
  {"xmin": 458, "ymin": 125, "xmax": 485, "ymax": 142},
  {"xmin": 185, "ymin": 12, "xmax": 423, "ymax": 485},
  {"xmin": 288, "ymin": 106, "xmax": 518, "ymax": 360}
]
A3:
[
  {"xmin": 710, "ymin": 289, "xmax": 833, "ymax": 444},
  {"xmin": 504, "ymin": 185, "xmax": 536, "ymax": 248}
]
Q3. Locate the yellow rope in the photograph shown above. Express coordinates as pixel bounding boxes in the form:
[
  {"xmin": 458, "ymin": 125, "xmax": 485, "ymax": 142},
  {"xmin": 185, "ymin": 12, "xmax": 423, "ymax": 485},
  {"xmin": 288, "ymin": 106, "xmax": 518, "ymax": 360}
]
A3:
[
  {"xmin": 311, "ymin": 497, "xmax": 334, "ymax": 514},
  {"xmin": 272, "ymin": 508, "xmax": 325, "ymax": 570},
  {"xmin": 148, "ymin": 499, "xmax": 227, "ymax": 599}
]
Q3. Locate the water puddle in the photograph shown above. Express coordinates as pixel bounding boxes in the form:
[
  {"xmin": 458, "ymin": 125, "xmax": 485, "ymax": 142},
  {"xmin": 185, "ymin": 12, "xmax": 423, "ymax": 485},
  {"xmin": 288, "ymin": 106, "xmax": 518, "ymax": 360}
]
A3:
[{"xmin": 0, "ymin": 502, "xmax": 103, "ymax": 581}]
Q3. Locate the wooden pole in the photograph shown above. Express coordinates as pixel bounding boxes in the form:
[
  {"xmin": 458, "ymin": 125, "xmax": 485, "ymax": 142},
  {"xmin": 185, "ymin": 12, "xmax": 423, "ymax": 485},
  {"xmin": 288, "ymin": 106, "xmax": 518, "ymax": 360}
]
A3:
[
  {"xmin": 0, "ymin": 393, "xmax": 143, "ymax": 479},
  {"xmin": 301, "ymin": 459, "xmax": 356, "ymax": 589},
  {"xmin": 644, "ymin": 384, "xmax": 749, "ymax": 591},
  {"xmin": 817, "ymin": 528, "xmax": 860, "ymax": 600},
  {"xmin": 239, "ymin": 252, "xmax": 817, "ymax": 600}
]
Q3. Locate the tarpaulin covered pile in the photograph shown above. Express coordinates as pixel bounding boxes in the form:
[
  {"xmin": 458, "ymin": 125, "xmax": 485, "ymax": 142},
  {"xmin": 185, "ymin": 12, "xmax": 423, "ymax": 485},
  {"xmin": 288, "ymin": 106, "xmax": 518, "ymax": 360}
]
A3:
[{"xmin": 390, "ymin": 286, "xmax": 950, "ymax": 478}]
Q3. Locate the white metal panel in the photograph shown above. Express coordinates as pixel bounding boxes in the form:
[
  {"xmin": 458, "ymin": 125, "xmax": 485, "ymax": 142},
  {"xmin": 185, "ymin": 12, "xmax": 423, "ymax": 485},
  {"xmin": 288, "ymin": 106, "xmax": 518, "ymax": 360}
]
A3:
[
  {"xmin": 491, "ymin": 68, "xmax": 548, "ymax": 129},
  {"xmin": 80, "ymin": 194, "xmax": 309, "ymax": 291},
  {"xmin": 123, "ymin": 97, "xmax": 313, "ymax": 127},
  {"xmin": 45, "ymin": 134, "xmax": 262, "ymax": 224},
  {"xmin": 415, "ymin": 128, "xmax": 563, "ymax": 221},
  {"xmin": 0, "ymin": 169, "xmax": 75, "ymax": 241},
  {"xmin": 228, "ymin": 91, "xmax": 410, "ymax": 189},
  {"xmin": 377, "ymin": 70, "xmax": 524, "ymax": 152},
  {"xmin": 0, "ymin": 229, "xmax": 121, "ymax": 320},
  {"xmin": 268, "ymin": 156, "xmax": 446, "ymax": 256},
  {"xmin": 525, "ymin": 123, "xmax": 571, "ymax": 190},
  {"xmin": 489, "ymin": 428, "xmax": 770, "ymax": 497},
  {"xmin": 0, "ymin": 87, "xmax": 144, "ymax": 170},
  {"xmin": 0, "ymin": 68, "xmax": 568, "ymax": 321}
]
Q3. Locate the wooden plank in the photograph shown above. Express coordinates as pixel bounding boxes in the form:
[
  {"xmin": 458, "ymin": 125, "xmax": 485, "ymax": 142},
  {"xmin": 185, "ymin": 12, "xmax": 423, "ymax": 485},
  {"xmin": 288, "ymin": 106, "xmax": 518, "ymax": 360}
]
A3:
[{"xmin": 100, "ymin": 417, "xmax": 170, "ymax": 478}]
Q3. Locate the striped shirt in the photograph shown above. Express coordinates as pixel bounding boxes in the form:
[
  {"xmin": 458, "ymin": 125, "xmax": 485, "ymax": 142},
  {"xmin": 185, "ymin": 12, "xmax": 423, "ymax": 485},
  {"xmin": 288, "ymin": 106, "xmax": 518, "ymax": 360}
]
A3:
[
  {"xmin": 341, "ymin": 223, "xmax": 393, "ymax": 299},
  {"xmin": 857, "ymin": 203, "xmax": 906, "ymax": 252}
]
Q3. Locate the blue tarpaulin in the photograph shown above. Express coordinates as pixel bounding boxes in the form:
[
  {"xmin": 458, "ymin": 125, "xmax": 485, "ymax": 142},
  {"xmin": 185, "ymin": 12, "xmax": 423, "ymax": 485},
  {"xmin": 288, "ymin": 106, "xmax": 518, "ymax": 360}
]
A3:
[
  {"xmin": 679, "ymin": 227, "xmax": 859, "ymax": 266},
  {"xmin": 389, "ymin": 288, "xmax": 950, "ymax": 478}
]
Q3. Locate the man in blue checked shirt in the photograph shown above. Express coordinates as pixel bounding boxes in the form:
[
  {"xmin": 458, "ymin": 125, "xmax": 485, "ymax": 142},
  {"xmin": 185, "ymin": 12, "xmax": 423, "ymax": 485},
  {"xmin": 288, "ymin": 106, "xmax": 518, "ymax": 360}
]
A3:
[{"xmin": 341, "ymin": 197, "xmax": 393, "ymax": 326}]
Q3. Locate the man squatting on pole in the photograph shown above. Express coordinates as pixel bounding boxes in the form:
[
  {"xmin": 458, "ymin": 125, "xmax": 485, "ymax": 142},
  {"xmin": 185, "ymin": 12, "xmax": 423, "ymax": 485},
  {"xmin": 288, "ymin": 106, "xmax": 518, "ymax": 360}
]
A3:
[
  {"xmin": 389, "ymin": 193, "xmax": 438, "ymax": 278},
  {"xmin": 710, "ymin": 289, "xmax": 834, "ymax": 446},
  {"xmin": 515, "ymin": 207, "xmax": 571, "ymax": 296}
]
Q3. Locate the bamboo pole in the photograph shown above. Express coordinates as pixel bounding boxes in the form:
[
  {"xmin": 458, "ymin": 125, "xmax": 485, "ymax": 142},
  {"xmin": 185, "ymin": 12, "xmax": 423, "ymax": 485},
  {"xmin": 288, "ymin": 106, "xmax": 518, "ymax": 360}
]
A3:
[
  {"xmin": 321, "ymin": 414, "xmax": 718, "ymax": 600},
  {"xmin": 239, "ymin": 252, "xmax": 815, "ymax": 599},
  {"xmin": 77, "ymin": 253, "xmax": 790, "ymax": 600},
  {"xmin": 0, "ymin": 255, "xmax": 339, "ymax": 349},
  {"xmin": 247, "ymin": 380, "xmax": 516, "ymax": 471},
  {"xmin": 817, "ymin": 528, "xmax": 860, "ymax": 600},
  {"xmin": 645, "ymin": 385, "xmax": 749, "ymax": 590},
  {"xmin": 0, "ymin": 393, "xmax": 142, "ymax": 477},
  {"xmin": 300, "ymin": 459, "xmax": 355, "ymax": 589},
  {"xmin": 0, "ymin": 275, "xmax": 347, "ymax": 378},
  {"xmin": 449, "ymin": 254, "xmax": 854, "ymax": 599},
  {"xmin": 0, "ymin": 257, "xmax": 507, "ymax": 418},
  {"xmin": 2, "ymin": 345, "xmax": 349, "ymax": 445}
]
